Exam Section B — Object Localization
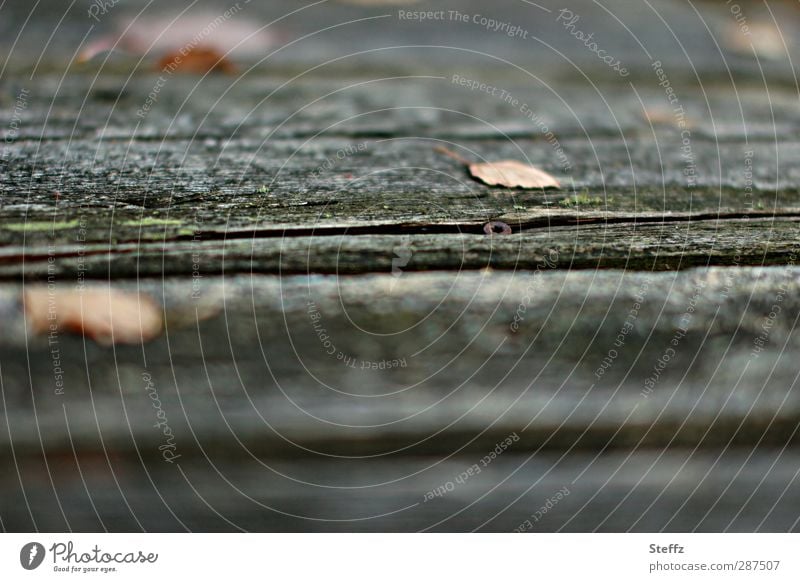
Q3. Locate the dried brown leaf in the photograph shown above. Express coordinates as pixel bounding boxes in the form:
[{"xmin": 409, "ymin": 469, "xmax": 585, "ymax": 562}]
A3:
[
  {"xmin": 157, "ymin": 45, "xmax": 237, "ymax": 75},
  {"xmin": 76, "ymin": 37, "xmax": 120, "ymax": 63},
  {"xmin": 434, "ymin": 146, "xmax": 561, "ymax": 190},
  {"xmin": 78, "ymin": 12, "xmax": 277, "ymax": 64},
  {"xmin": 726, "ymin": 20, "xmax": 786, "ymax": 60},
  {"xmin": 641, "ymin": 107, "xmax": 697, "ymax": 130},
  {"xmin": 24, "ymin": 287, "xmax": 163, "ymax": 345},
  {"xmin": 119, "ymin": 13, "xmax": 275, "ymax": 56},
  {"xmin": 468, "ymin": 160, "xmax": 561, "ymax": 190}
]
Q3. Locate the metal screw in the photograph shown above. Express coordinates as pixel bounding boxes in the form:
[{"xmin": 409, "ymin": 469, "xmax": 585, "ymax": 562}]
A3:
[{"xmin": 483, "ymin": 221, "xmax": 512, "ymax": 235}]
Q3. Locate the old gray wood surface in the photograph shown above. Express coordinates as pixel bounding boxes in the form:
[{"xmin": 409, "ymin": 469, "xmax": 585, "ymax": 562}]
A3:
[{"xmin": 1, "ymin": 0, "xmax": 799, "ymax": 532}]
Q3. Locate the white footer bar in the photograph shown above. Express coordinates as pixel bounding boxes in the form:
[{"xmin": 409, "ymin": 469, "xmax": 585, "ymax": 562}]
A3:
[{"xmin": 2, "ymin": 534, "xmax": 797, "ymax": 581}]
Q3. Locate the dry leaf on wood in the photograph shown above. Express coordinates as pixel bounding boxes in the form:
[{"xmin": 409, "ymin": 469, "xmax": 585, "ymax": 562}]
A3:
[
  {"xmin": 24, "ymin": 287, "xmax": 163, "ymax": 345},
  {"xmin": 469, "ymin": 160, "xmax": 560, "ymax": 189},
  {"xmin": 158, "ymin": 45, "xmax": 237, "ymax": 75},
  {"xmin": 641, "ymin": 107, "xmax": 696, "ymax": 130},
  {"xmin": 435, "ymin": 146, "xmax": 561, "ymax": 190},
  {"xmin": 726, "ymin": 20, "xmax": 786, "ymax": 60},
  {"xmin": 78, "ymin": 12, "xmax": 276, "ymax": 64}
]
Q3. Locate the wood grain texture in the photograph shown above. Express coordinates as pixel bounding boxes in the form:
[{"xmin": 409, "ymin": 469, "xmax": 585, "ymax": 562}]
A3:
[
  {"xmin": 2, "ymin": 0, "xmax": 799, "ymax": 533},
  {"xmin": 3, "ymin": 450, "xmax": 799, "ymax": 532},
  {"xmin": 2, "ymin": 269, "xmax": 799, "ymax": 531},
  {"xmin": 2, "ymin": 268, "xmax": 799, "ymax": 452}
]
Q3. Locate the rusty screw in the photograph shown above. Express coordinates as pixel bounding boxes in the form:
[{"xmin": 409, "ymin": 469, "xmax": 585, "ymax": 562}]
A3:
[{"xmin": 483, "ymin": 221, "xmax": 512, "ymax": 235}]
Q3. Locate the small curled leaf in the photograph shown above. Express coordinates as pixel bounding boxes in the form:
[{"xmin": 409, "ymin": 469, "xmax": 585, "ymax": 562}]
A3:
[
  {"xmin": 469, "ymin": 160, "xmax": 561, "ymax": 190},
  {"xmin": 435, "ymin": 146, "xmax": 560, "ymax": 190},
  {"xmin": 157, "ymin": 45, "xmax": 237, "ymax": 75},
  {"xmin": 24, "ymin": 287, "xmax": 163, "ymax": 345}
]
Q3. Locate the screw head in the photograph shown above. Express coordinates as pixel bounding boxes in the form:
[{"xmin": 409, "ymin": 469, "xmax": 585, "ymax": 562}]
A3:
[{"xmin": 483, "ymin": 221, "xmax": 512, "ymax": 235}]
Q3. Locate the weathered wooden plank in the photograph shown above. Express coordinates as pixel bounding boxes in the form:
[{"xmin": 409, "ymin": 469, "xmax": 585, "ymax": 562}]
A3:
[
  {"xmin": 3, "ymin": 136, "xmax": 785, "ymax": 206},
  {"xmin": 0, "ymin": 217, "xmax": 797, "ymax": 280},
  {"xmin": 2, "ymin": 267, "xmax": 799, "ymax": 458},
  {"xmin": 3, "ymin": 0, "xmax": 800, "ymax": 536},
  {"xmin": 3, "ymin": 0, "xmax": 800, "ymax": 86},
  {"xmin": 2, "ymin": 449, "xmax": 799, "ymax": 532},
  {"xmin": 0, "ymin": 134, "xmax": 797, "ymax": 264},
  {"xmin": 2, "ymin": 75, "xmax": 796, "ymax": 141}
]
